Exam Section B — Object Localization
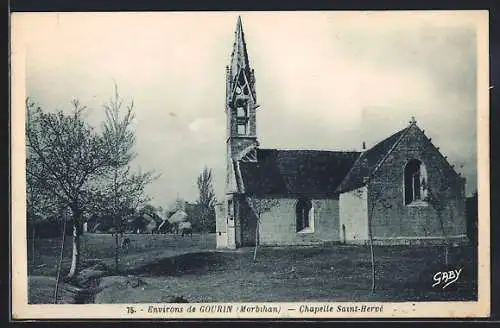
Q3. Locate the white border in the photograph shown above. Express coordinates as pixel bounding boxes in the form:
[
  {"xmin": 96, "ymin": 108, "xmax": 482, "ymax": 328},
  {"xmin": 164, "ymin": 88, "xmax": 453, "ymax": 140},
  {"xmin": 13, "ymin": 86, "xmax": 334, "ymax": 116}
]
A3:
[{"xmin": 10, "ymin": 10, "xmax": 490, "ymax": 319}]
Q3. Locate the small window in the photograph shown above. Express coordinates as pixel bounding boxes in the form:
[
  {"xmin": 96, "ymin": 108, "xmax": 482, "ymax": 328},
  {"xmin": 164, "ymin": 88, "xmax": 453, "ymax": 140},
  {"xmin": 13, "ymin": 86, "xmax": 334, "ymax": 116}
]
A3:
[
  {"xmin": 237, "ymin": 106, "xmax": 247, "ymax": 118},
  {"xmin": 237, "ymin": 124, "xmax": 247, "ymax": 135}
]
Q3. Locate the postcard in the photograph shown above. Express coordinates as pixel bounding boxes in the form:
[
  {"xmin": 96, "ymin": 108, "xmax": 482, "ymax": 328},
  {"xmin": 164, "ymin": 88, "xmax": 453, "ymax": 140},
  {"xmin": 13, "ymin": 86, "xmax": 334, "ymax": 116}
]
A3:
[{"xmin": 11, "ymin": 10, "xmax": 490, "ymax": 319}]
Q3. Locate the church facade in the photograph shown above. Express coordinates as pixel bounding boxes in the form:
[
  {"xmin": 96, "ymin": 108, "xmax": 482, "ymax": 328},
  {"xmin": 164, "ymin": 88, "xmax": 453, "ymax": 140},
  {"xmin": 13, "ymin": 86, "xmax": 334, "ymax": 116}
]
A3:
[{"xmin": 214, "ymin": 17, "xmax": 468, "ymax": 249}]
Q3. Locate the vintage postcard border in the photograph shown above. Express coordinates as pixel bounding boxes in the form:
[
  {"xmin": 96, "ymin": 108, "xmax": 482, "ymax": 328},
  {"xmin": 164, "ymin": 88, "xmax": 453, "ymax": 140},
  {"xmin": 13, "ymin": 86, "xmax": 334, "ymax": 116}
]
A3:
[{"xmin": 10, "ymin": 10, "xmax": 491, "ymax": 319}]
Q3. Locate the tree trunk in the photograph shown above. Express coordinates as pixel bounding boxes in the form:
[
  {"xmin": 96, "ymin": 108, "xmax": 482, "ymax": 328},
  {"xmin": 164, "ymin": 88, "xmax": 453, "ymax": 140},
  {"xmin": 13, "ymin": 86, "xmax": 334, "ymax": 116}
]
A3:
[
  {"xmin": 253, "ymin": 219, "xmax": 259, "ymax": 262},
  {"xmin": 113, "ymin": 169, "xmax": 120, "ymax": 273},
  {"xmin": 369, "ymin": 237, "xmax": 375, "ymax": 294},
  {"xmin": 437, "ymin": 211, "xmax": 449, "ymax": 266},
  {"xmin": 54, "ymin": 212, "xmax": 68, "ymax": 304},
  {"xmin": 368, "ymin": 208, "xmax": 376, "ymax": 294},
  {"xmin": 31, "ymin": 223, "xmax": 36, "ymax": 266},
  {"xmin": 67, "ymin": 223, "xmax": 80, "ymax": 278},
  {"xmin": 67, "ymin": 206, "xmax": 82, "ymax": 279},
  {"xmin": 444, "ymin": 245, "xmax": 449, "ymax": 266},
  {"xmin": 114, "ymin": 233, "xmax": 120, "ymax": 273}
]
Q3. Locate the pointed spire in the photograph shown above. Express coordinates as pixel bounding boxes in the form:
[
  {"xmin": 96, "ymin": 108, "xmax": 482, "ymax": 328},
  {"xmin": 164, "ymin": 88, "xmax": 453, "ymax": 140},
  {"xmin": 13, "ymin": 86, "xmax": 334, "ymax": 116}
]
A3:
[
  {"xmin": 236, "ymin": 15, "xmax": 242, "ymax": 31},
  {"xmin": 230, "ymin": 16, "xmax": 250, "ymax": 78}
]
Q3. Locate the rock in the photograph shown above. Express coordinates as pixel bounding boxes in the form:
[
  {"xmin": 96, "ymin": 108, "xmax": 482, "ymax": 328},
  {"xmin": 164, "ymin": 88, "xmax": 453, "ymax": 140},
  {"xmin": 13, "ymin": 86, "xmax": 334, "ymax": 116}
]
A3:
[
  {"xmin": 88, "ymin": 262, "xmax": 109, "ymax": 272},
  {"xmin": 75, "ymin": 268, "xmax": 106, "ymax": 287},
  {"xmin": 126, "ymin": 276, "xmax": 146, "ymax": 288},
  {"xmin": 170, "ymin": 296, "xmax": 189, "ymax": 303},
  {"xmin": 98, "ymin": 275, "xmax": 146, "ymax": 289}
]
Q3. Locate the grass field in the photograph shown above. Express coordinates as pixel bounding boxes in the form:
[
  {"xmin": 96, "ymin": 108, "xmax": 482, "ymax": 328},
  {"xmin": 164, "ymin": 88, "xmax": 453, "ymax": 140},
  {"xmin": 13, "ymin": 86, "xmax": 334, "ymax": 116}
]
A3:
[
  {"xmin": 28, "ymin": 233, "xmax": 477, "ymax": 304},
  {"xmin": 28, "ymin": 232, "xmax": 215, "ymax": 277}
]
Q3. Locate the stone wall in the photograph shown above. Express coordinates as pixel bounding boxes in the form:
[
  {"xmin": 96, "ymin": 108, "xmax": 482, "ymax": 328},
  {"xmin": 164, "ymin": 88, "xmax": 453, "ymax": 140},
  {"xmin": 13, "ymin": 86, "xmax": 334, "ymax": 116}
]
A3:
[{"xmin": 368, "ymin": 125, "xmax": 467, "ymax": 240}]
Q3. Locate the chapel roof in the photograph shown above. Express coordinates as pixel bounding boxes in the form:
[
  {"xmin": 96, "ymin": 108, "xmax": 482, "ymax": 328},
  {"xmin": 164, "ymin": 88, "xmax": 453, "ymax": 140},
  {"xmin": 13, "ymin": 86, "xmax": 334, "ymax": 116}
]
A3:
[
  {"xmin": 235, "ymin": 120, "xmax": 424, "ymax": 197},
  {"xmin": 238, "ymin": 149, "xmax": 360, "ymax": 197},
  {"xmin": 335, "ymin": 125, "xmax": 411, "ymax": 193}
]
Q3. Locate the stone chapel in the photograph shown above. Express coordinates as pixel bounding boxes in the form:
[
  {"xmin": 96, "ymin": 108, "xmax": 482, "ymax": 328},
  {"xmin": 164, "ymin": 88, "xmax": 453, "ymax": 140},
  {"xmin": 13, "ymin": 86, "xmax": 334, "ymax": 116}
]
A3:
[{"xmin": 214, "ymin": 17, "xmax": 468, "ymax": 249}]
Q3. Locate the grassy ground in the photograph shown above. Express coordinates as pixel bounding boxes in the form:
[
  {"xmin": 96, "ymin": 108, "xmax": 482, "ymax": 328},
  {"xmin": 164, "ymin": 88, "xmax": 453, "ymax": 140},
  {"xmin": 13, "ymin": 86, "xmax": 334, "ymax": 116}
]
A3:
[
  {"xmin": 28, "ymin": 232, "xmax": 215, "ymax": 277},
  {"xmin": 28, "ymin": 233, "xmax": 477, "ymax": 304}
]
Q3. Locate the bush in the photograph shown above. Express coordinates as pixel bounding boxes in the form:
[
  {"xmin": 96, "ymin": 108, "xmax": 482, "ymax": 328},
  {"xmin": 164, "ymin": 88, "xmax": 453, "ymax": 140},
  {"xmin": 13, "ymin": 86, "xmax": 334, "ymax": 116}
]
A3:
[{"xmin": 27, "ymin": 219, "xmax": 75, "ymax": 239}]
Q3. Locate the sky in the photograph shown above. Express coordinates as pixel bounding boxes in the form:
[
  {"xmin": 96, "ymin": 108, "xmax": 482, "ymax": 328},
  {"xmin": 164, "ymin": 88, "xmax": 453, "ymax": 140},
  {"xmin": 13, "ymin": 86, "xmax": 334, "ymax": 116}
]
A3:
[{"xmin": 15, "ymin": 11, "xmax": 485, "ymax": 207}]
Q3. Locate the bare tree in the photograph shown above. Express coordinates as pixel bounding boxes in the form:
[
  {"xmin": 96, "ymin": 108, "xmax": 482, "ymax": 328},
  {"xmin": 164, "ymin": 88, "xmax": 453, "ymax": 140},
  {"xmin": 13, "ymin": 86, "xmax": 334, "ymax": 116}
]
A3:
[
  {"xmin": 246, "ymin": 197, "xmax": 279, "ymax": 261},
  {"xmin": 367, "ymin": 199, "xmax": 376, "ymax": 294},
  {"xmin": 98, "ymin": 84, "xmax": 157, "ymax": 272},
  {"xmin": 364, "ymin": 185, "xmax": 392, "ymax": 294},
  {"xmin": 26, "ymin": 98, "xmax": 113, "ymax": 278},
  {"xmin": 426, "ymin": 182, "xmax": 457, "ymax": 265},
  {"xmin": 196, "ymin": 167, "xmax": 216, "ymax": 233}
]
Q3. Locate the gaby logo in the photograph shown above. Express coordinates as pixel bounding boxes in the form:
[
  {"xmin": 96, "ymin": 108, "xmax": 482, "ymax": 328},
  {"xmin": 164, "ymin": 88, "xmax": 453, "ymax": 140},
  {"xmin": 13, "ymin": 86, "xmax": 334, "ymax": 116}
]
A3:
[{"xmin": 432, "ymin": 268, "xmax": 463, "ymax": 289}]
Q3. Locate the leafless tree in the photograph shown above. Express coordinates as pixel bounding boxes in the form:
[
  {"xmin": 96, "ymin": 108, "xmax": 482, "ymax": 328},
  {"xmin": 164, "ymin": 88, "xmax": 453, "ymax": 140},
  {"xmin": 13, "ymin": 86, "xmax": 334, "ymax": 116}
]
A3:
[
  {"xmin": 367, "ymin": 198, "xmax": 376, "ymax": 294},
  {"xmin": 364, "ymin": 184, "xmax": 392, "ymax": 294},
  {"xmin": 246, "ymin": 197, "xmax": 279, "ymax": 261},
  {"xmin": 196, "ymin": 167, "xmax": 216, "ymax": 233},
  {"xmin": 98, "ymin": 84, "xmax": 157, "ymax": 272},
  {"xmin": 426, "ymin": 182, "xmax": 457, "ymax": 265},
  {"xmin": 26, "ymin": 98, "xmax": 113, "ymax": 278}
]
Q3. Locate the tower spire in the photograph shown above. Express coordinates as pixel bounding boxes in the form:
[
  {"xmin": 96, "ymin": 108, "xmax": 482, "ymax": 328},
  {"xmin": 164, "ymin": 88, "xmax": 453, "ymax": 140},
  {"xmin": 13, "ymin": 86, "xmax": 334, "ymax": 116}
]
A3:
[
  {"xmin": 226, "ymin": 16, "xmax": 257, "ymax": 107},
  {"xmin": 230, "ymin": 16, "xmax": 250, "ymax": 80}
]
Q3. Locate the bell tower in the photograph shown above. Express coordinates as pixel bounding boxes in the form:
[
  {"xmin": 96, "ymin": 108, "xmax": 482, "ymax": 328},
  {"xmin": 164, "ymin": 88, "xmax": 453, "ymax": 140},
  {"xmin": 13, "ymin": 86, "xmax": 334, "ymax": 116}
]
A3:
[
  {"xmin": 226, "ymin": 16, "xmax": 259, "ymax": 168},
  {"xmin": 222, "ymin": 16, "xmax": 259, "ymax": 249}
]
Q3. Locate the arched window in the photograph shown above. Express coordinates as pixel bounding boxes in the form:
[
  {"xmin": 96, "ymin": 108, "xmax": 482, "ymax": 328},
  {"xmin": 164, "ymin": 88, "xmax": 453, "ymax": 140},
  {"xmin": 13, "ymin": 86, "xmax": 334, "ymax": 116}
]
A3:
[
  {"xmin": 404, "ymin": 159, "xmax": 428, "ymax": 205},
  {"xmin": 296, "ymin": 198, "xmax": 313, "ymax": 232}
]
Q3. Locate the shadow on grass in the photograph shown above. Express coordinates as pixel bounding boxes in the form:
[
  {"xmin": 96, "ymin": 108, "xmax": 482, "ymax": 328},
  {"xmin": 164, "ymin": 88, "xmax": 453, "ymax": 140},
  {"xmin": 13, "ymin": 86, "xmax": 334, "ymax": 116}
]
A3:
[
  {"xmin": 128, "ymin": 251, "xmax": 228, "ymax": 277},
  {"xmin": 29, "ymin": 243, "xmax": 478, "ymax": 303}
]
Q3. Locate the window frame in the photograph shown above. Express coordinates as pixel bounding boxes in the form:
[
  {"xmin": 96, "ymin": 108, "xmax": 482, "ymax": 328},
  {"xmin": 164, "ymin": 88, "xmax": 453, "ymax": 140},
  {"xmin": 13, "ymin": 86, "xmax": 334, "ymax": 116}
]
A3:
[{"xmin": 403, "ymin": 159, "xmax": 429, "ymax": 206}]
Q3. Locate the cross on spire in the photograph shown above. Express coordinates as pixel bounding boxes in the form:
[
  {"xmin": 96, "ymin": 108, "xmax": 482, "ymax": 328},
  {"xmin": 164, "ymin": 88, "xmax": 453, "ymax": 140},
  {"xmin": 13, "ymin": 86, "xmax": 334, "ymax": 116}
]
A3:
[{"xmin": 409, "ymin": 116, "xmax": 417, "ymax": 125}]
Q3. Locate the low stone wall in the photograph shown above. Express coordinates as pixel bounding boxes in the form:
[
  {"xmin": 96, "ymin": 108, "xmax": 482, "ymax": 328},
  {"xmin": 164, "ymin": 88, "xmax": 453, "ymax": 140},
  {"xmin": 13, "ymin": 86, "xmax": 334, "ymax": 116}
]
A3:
[{"xmin": 343, "ymin": 235, "xmax": 469, "ymax": 246}]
